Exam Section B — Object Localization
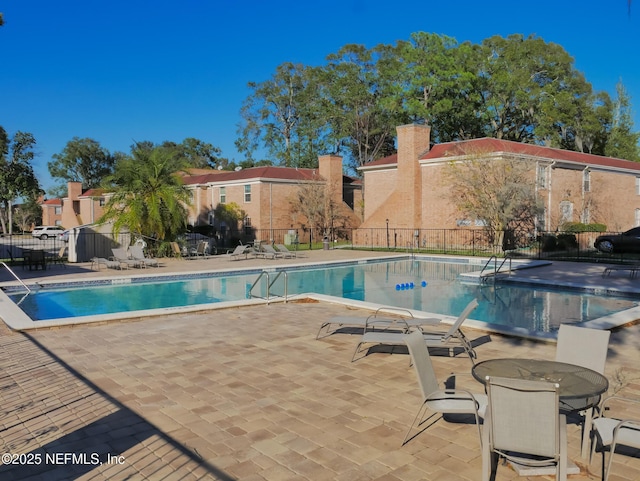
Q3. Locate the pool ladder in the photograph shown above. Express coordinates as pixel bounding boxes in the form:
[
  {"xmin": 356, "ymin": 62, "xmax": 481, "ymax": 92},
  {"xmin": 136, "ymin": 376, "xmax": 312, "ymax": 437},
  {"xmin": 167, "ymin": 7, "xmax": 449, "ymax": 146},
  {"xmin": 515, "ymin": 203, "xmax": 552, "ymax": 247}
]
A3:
[
  {"xmin": 248, "ymin": 270, "xmax": 289, "ymax": 304},
  {"xmin": 479, "ymin": 256, "xmax": 512, "ymax": 284}
]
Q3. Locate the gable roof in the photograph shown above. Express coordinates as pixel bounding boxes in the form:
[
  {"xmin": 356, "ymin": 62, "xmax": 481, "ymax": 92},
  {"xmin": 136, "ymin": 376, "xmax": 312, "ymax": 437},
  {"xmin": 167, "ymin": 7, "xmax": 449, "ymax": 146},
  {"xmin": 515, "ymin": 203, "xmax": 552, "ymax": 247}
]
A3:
[
  {"xmin": 361, "ymin": 138, "xmax": 640, "ymax": 173},
  {"xmin": 182, "ymin": 165, "xmax": 360, "ymax": 186},
  {"xmin": 421, "ymin": 138, "xmax": 640, "ymax": 172}
]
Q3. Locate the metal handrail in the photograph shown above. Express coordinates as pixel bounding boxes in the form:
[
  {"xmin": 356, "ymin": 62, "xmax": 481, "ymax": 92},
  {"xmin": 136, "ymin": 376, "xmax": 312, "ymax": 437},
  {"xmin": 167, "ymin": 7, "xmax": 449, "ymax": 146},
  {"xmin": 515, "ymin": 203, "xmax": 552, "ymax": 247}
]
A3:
[
  {"xmin": 248, "ymin": 270, "xmax": 289, "ymax": 304},
  {"xmin": 406, "ymin": 242, "xmax": 415, "ymax": 260},
  {"xmin": 480, "ymin": 256, "xmax": 512, "ymax": 283},
  {"xmin": 1, "ymin": 262, "xmax": 32, "ymax": 293}
]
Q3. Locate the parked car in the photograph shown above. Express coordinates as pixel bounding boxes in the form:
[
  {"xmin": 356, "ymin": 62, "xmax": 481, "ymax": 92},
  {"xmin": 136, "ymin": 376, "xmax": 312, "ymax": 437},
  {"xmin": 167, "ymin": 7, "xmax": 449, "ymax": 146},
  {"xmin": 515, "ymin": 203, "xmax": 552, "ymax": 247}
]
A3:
[
  {"xmin": 31, "ymin": 225, "xmax": 65, "ymax": 240},
  {"xmin": 594, "ymin": 227, "xmax": 640, "ymax": 253},
  {"xmin": 58, "ymin": 229, "xmax": 71, "ymax": 242}
]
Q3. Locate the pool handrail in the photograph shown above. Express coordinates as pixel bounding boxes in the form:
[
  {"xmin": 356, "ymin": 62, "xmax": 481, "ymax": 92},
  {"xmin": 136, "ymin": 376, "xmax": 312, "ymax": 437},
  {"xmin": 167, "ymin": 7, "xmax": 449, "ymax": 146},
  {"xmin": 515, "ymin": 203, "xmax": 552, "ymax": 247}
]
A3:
[{"xmin": 1, "ymin": 261, "xmax": 31, "ymax": 293}]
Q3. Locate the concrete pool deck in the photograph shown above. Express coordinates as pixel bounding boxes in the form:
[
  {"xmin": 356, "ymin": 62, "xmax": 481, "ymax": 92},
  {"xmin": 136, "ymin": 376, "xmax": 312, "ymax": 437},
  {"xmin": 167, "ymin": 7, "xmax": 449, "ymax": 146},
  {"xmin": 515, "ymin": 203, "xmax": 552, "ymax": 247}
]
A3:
[{"xmin": 1, "ymin": 251, "xmax": 639, "ymax": 480}]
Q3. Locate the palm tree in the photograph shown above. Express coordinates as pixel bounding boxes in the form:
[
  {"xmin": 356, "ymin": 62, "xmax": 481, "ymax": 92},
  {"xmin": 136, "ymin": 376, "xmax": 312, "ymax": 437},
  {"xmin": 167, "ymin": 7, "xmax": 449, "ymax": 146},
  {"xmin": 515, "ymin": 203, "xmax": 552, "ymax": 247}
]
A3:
[{"xmin": 99, "ymin": 144, "xmax": 192, "ymax": 240}]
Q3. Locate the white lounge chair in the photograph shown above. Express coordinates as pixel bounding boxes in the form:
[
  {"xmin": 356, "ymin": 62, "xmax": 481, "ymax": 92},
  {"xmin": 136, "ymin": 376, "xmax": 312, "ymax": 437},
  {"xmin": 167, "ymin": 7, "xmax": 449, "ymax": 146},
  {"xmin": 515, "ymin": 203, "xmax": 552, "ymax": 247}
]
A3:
[
  {"xmin": 317, "ymin": 306, "xmax": 441, "ymax": 339},
  {"xmin": 111, "ymin": 247, "xmax": 141, "ymax": 268},
  {"xmin": 351, "ymin": 298, "xmax": 479, "ymax": 362},
  {"xmin": 591, "ymin": 396, "xmax": 640, "ymax": 481},
  {"xmin": 482, "ymin": 376, "xmax": 567, "ymax": 481},
  {"xmin": 403, "ymin": 329, "xmax": 486, "ymax": 446},
  {"xmin": 129, "ymin": 245, "xmax": 159, "ymax": 267}
]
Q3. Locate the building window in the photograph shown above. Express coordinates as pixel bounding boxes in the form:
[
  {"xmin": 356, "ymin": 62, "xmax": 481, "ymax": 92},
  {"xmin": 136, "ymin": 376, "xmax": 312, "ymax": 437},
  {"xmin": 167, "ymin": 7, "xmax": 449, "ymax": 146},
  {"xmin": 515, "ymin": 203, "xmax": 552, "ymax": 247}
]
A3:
[
  {"xmin": 583, "ymin": 169, "xmax": 590, "ymax": 193},
  {"xmin": 54, "ymin": 206, "xmax": 62, "ymax": 215},
  {"xmin": 243, "ymin": 216, "xmax": 251, "ymax": 235},
  {"xmin": 636, "ymin": 177, "xmax": 640, "ymax": 195},
  {"xmin": 537, "ymin": 208, "xmax": 547, "ymax": 232},
  {"xmin": 219, "ymin": 187, "xmax": 226, "ymax": 204},
  {"xmin": 537, "ymin": 164, "xmax": 548, "ymax": 189},
  {"xmin": 98, "ymin": 198, "xmax": 106, "ymax": 207},
  {"xmin": 244, "ymin": 185, "xmax": 251, "ymax": 203},
  {"xmin": 581, "ymin": 208, "xmax": 590, "ymax": 224},
  {"xmin": 636, "ymin": 209, "xmax": 640, "ymax": 227},
  {"xmin": 559, "ymin": 201, "xmax": 573, "ymax": 224}
]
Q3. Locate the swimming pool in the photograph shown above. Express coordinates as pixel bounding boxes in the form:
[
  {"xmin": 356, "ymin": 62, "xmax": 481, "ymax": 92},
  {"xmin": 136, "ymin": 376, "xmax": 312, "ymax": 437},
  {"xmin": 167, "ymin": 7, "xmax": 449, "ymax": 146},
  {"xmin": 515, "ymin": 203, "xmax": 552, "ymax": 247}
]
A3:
[{"xmin": 4, "ymin": 257, "xmax": 639, "ymax": 335}]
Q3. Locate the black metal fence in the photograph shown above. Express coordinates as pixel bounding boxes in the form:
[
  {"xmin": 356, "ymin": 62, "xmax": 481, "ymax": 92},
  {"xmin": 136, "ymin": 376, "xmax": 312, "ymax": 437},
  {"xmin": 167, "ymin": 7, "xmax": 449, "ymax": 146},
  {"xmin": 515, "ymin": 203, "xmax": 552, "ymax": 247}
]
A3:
[{"xmin": 0, "ymin": 227, "xmax": 634, "ymax": 264}]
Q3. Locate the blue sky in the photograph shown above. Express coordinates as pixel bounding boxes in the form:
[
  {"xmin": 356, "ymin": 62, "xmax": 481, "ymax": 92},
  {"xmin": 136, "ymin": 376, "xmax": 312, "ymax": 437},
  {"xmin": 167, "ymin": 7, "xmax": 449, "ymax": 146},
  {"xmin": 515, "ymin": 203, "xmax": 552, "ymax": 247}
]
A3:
[{"xmin": 2, "ymin": 0, "xmax": 638, "ymax": 192}]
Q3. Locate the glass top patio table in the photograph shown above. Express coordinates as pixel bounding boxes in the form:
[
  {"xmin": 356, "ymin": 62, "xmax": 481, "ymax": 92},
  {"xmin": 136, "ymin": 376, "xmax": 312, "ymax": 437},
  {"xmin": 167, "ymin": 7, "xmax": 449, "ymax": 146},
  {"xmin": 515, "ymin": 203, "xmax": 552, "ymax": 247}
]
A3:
[{"xmin": 471, "ymin": 358, "xmax": 609, "ymax": 403}]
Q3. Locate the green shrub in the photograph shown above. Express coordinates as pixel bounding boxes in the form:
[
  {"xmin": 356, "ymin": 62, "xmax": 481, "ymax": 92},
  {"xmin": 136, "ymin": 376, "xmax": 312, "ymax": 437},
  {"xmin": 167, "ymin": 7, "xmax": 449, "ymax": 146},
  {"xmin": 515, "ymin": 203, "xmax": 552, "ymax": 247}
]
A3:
[{"xmin": 560, "ymin": 222, "xmax": 607, "ymax": 233}]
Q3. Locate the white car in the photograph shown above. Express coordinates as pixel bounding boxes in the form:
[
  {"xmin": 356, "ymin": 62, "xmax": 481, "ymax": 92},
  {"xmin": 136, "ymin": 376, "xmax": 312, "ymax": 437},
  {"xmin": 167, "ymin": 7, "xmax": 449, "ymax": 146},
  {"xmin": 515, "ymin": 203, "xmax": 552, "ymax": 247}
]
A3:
[{"xmin": 31, "ymin": 225, "xmax": 65, "ymax": 240}]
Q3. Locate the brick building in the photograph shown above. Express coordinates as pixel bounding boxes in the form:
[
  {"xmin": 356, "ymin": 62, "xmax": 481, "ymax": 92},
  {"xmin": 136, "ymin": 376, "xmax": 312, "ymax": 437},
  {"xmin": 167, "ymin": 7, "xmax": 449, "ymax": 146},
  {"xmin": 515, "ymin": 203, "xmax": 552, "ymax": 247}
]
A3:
[
  {"xmin": 41, "ymin": 155, "xmax": 362, "ymax": 242},
  {"xmin": 358, "ymin": 124, "xmax": 640, "ymax": 233},
  {"xmin": 183, "ymin": 155, "xmax": 362, "ymax": 242}
]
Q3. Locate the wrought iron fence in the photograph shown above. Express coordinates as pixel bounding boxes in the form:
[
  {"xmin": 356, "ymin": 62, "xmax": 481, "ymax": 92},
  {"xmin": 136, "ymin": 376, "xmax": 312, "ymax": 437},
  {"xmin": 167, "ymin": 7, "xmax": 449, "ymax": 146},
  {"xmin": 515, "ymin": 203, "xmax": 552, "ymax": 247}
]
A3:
[{"xmin": 1, "ymin": 227, "xmax": 634, "ymax": 264}]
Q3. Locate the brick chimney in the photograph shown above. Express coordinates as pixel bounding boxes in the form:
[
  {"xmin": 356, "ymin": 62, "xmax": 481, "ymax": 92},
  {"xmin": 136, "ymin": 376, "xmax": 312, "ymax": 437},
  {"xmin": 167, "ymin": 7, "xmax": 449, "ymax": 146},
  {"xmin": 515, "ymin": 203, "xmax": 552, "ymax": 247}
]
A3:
[
  {"xmin": 318, "ymin": 154, "xmax": 343, "ymax": 201},
  {"xmin": 396, "ymin": 124, "xmax": 430, "ymax": 228}
]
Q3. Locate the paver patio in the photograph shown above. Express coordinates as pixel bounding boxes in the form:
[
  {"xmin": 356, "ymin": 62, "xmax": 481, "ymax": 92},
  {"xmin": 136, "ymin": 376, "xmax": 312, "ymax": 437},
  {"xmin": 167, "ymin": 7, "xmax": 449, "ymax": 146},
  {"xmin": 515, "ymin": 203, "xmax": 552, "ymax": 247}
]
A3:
[{"xmin": 0, "ymin": 251, "xmax": 639, "ymax": 480}]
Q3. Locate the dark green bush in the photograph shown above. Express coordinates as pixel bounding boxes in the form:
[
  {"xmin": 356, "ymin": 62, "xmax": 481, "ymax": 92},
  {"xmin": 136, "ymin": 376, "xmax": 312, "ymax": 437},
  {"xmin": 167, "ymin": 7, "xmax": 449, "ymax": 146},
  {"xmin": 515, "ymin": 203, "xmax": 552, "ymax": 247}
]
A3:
[
  {"xmin": 557, "ymin": 233, "xmax": 578, "ymax": 250},
  {"xmin": 539, "ymin": 234, "xmax": 558, "ymax": 251}
]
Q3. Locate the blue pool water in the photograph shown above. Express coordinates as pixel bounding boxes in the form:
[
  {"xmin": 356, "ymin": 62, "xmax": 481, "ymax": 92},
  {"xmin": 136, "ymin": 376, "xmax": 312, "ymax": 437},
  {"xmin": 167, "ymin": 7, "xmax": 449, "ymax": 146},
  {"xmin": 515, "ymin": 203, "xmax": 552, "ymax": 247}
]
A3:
[{"xmin": 8, "ymin": 258, "xmax": 639, "ymax": 332}]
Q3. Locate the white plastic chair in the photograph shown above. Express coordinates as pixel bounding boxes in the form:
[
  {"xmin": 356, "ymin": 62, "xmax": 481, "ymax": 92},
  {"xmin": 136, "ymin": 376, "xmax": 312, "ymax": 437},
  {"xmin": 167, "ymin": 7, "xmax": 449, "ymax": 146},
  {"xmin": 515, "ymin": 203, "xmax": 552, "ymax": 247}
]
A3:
[
  {"xmin": 591, "ymin": 396, "xmax": 640, "ymax": 481},
  {"xmin": 483, "ymin": 376, "xmax": 567, "ymax": 481},
  {"xmin": 402, "ymin": 329, "xmax": 486, "ymax": 446}
]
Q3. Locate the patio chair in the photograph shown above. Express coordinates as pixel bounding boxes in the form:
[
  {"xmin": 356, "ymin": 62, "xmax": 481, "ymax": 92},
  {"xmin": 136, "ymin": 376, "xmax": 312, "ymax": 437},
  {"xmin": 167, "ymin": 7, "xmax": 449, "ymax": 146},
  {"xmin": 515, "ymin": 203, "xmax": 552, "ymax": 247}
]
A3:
[
  {"xmin": 253, "ymin": 244, "xmax": 280, "ymax": 259},
  {"xmin": 590, "ymin": 396, "xmax": 640, "ymax": 481},
  {"xmin": 48, "ymin": 246, "xmax": 67, "ymax": 268},
  {"xmin": 275, "ymin": 243, "xmax": 296, "ymax": 258},
  {"xmin": 129, "ymin": 245, "xmax": 159, "ymax": 267},
  {"xmin": 317, "ymin": 306, "xmax": 441, "ymax": 339},
  {"xmin": 227, "ymin": 244, "xmax": 251, "ymax": 260},
  {"xmin": 555, "ymin": 324, "xmax": 611, "ymax": 457},
  {"xmin": 482, "ymin": 376, "xmax": 567, "ymax": 481},
  {"xmin": 403, "ymin": 329, "xmax": 486, "ymax": 446},
  {"xmin": 189, "ymin": 240, "xmax": 211, "ymax": 258},
  {"xmin": 111, "ymin": 247, "xmax": 141, "ymax": 268},
  {"xmin": 170, "ymin": 242, "xmax": 183, "ymax": 258},
  {"xmin": 351, "ymin": 298, "xmax": 479, "ymax": 363},
  {"xmin": 91, "ymin": 257, "xmax": 125, "ymax": 270}
]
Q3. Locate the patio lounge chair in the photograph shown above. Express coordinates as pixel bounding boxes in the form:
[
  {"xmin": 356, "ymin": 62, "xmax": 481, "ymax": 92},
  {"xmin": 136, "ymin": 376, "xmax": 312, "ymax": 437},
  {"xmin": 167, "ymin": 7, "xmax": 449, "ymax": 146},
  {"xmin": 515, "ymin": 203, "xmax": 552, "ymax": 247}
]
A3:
[
  {"xmin": 253, "ymin": 244, "xmax": 280, "ymax": 259},
  {"xmin": 351, "ymin": 298, "xmax": 479, "ymax": 362},
  {"xmin": 189, "ymin": 240, "xmax": 211, "ymax": 258},
  {"xmin": 403, "ymin": 329, "xmax": 486, "ymax": 446},
  {"xmin": 590, "ymin": 396, "xmax": 640, "ymax": 481},
  {"xmin": 275, "ymin": 244, "xmax": 296, "ymax": 258},
  {"xmin": 482, "ymin": 376, "xmax": 567, "ymax": 481},
  {"xmin": 227, "ymin": 244, "xmax": 251, "ymax": 260},
  {"xmin": 555, "ymin": 324, "xmax": 611, "ymax": 457},
  {"xmin": 316, "ymin": 306, "xmax": 442, "ymax": 339},
  {"xmin": 111, "ymin": 248, "xmax": 141, "ymax": 268},
  {"xmin": 91, "ymin": 257, "xmax": 125, "ymax": 270},
  {"xmin": 602, "ymin": 263, "xmax": 640, "ymax": 278},
  {"xmin": 129, "ymin": 245, "xmax": 159, "ymax": 267}
]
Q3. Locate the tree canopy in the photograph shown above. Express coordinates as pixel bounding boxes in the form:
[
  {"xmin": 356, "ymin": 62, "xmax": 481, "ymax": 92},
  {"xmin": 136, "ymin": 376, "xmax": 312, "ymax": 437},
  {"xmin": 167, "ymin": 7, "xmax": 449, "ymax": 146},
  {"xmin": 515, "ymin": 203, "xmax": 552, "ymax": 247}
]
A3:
[
  {"xmin": 237, "ymin": 33, "xmax": 640, "ymax": 172},
  {"xmin": 48, "ymin": 137, "xmax": 118, "ymax": 191},
  {"xmin": 98, "ymin": 144, "xmax": 192, "ymax": 240},
  {"xmin": 0, "ymin": 127, "xmax": 41, "ymax": 235}
]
